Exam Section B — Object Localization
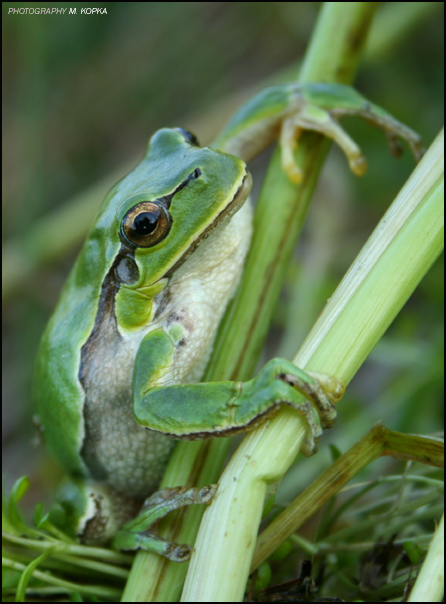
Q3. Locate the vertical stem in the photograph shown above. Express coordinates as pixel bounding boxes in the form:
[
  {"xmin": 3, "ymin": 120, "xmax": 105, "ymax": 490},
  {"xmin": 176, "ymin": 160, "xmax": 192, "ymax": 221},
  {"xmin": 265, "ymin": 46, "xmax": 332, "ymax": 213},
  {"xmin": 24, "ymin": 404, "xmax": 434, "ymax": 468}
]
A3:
[
  {"xmin": 182, "ymin": 126, "xmax": 442, "ymax": 601},
  {"xmin": 408, "ymin": 513, "xmax": 444, "ymax": 602},
  {"xmin": 180, "ymin": 3, "xmax": 381, "ymax": 602}
]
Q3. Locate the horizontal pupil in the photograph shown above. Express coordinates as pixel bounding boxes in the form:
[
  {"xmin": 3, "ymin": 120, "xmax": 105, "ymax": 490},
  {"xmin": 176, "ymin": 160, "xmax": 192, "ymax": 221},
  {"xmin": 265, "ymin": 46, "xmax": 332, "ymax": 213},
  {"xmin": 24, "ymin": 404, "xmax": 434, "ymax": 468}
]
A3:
[{"xmin": 134, "ymin": 211, "xmax": 159, "ymax": 235}]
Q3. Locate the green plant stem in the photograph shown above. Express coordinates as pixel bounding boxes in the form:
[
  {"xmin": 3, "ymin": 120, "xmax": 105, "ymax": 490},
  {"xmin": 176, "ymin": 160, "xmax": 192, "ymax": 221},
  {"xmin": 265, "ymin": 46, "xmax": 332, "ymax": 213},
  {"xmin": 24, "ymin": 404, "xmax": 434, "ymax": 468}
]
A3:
[
  {"xmin": 366, "ymin": 1, "xmax": 442, "ymax": 61},
  {"xmin": 181, "ymin": 4, "xmax": 389, "ymax": 604},
  {"xmin": 182, "ymin": 126, "xmax": 443, "ymax": 601},
  {"xmin": 122, "ymin": 3, "xmax": 381, "ymax": 602},
  {"xmin": 408, "ymin": 512, "xmax": 444, "ymax": 602},
  {"xmin": 252, "ymin": 425, "xmax": 444, "ymax": 571},
  {"xmin": 294, "ymin": 128, "xmax": 443, "ymax": 381}
]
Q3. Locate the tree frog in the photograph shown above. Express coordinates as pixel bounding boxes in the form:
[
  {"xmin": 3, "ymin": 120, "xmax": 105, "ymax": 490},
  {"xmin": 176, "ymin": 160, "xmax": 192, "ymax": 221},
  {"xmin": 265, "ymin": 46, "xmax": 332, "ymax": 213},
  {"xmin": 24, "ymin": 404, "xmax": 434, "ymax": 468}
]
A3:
[{"xmin": 33, "ymin": 83, "xmax": 423, "ymax": 561}]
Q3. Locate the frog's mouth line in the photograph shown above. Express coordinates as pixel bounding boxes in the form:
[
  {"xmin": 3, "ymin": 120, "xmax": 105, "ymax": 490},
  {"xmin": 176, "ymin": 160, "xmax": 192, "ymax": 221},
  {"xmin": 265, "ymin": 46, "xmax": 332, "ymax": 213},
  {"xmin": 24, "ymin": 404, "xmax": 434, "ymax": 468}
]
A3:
[{"xmin": 163, "ymin": 169, "xmax": 252, "ymax": 280}]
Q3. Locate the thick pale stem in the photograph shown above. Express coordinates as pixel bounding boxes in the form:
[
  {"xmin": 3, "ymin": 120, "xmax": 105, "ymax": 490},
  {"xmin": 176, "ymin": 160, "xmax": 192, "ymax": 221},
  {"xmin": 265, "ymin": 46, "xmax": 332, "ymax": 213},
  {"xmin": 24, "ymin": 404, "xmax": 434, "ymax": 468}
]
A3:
[
  {"xmin": 182, "ymin": 130, "xmax": 443, "ymax": 602},
  {"xmin": 408, "ymin": 513, "xmax": 444, "ymax": 602}
]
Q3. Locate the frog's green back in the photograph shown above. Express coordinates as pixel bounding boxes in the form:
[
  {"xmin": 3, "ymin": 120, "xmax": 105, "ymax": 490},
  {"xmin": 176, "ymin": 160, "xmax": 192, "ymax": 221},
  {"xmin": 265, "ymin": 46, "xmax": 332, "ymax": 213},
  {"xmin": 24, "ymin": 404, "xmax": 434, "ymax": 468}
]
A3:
[
  {"xmin": 33, "ymin": 128, "xmax": 247, "ymax": 476},
  {"xmin": 33, "ymin": 223, "xmax": 118, "ymax": 475}
]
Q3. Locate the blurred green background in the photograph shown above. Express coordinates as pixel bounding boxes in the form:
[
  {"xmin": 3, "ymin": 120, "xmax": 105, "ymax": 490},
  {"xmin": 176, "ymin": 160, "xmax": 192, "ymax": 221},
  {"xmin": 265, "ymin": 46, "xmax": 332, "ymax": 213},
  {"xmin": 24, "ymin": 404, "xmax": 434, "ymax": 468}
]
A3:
[{"xmin": 2, "ymin": 2, "xmax": 444, "ymax": 514}]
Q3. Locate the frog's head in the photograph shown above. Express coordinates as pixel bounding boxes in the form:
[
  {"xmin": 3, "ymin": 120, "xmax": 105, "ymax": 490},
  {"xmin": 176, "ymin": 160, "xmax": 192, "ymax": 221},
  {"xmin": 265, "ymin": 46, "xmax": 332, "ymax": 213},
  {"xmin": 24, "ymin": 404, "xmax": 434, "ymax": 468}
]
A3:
[
  {"xmin": 119, "ymin": 128, "xmax": 251, "ymax": 280},
  {"xmin": 85, "ymin": 128, "xmax": 252, "ymax": 331}
]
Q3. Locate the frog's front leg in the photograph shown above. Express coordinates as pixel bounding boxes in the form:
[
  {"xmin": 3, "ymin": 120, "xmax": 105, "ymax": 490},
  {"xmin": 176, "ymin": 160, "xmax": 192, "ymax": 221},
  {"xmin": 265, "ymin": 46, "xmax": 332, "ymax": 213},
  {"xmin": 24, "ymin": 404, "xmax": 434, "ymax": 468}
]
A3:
[
  {"xmin": 110, "ymin": 331, "xmax": 343, "ymax": 559},
  {"xmin": 215, "ymin": 82, "xmax": 424, "ymax": 184},
  {"xmin": 134, "ymin": 329, "xmax": 345, "ymax": 457}
]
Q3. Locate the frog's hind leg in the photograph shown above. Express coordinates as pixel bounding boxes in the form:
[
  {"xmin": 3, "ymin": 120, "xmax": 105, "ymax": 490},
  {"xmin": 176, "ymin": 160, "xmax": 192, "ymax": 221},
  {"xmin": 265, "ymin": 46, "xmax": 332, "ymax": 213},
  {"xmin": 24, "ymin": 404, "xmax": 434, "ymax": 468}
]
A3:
[
  {"xmin": 49, "ymin": 478, "xmax": 142, "ymax": 545},
  {"xmin": 111, "ymin": 485, "xmax": 217, "ymax": 561}
]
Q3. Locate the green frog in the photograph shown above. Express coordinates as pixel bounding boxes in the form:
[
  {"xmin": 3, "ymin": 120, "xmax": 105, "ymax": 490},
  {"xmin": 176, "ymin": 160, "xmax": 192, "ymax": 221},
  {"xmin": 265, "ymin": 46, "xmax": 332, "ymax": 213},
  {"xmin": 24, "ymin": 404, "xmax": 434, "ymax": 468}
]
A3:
[{"xmin": 33, "ymin": 83, "xmax": 423, "ymax": 560}]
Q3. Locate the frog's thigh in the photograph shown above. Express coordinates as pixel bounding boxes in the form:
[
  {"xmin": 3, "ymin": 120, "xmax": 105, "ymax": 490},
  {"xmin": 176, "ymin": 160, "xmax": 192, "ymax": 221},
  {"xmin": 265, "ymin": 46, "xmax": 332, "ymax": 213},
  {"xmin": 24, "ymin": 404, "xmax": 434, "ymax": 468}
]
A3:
[{"xmin": 50, "ymin": 477, "xmax": 140, "ymax": 544}]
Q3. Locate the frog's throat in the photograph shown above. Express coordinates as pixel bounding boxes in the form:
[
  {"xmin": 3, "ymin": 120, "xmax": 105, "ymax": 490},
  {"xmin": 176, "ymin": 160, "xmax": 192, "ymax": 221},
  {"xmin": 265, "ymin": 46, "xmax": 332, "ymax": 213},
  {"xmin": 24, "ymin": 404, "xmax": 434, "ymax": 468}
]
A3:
[{"xmin": 164, "ymin": 169, "xmax": 252, "ymax": 280}]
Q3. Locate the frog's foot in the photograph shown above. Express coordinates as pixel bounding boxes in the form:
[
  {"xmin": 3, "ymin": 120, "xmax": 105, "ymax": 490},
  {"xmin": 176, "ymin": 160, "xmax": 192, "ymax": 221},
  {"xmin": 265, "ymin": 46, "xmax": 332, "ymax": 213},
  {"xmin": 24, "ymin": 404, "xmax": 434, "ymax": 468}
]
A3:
[
  {"xmin": 243, "ymin": 359, "xmax": 345, "ymax": 457},
  {"xmin": 279, "ymin": 85, "xmax": 424, "ymax": 184},
  {"xmin": 111, "ymin": 485, "xmax": 216, "ymax": 562},
  {"xmin": 330, "ymin": 103, "xmax": 425, "ymax": 163},
  {"xmin": 280, "ymin": 106, "xmax": 368, "ymax": 182},
  {"xmin": 278, "ymin": 368, "xmax": 343, "ymax": 456}
]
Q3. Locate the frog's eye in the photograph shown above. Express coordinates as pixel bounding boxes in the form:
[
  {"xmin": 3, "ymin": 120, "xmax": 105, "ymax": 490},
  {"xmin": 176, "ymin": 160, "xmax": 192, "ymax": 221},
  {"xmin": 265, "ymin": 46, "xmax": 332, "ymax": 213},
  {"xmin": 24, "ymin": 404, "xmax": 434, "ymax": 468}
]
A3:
[
  {"xmin": 175, "ymin": 128, "xmax": 200, "ymax": 147},
  {"xmin": 121, "ymin": 202, "xmax": 172, "ymax": 248}
]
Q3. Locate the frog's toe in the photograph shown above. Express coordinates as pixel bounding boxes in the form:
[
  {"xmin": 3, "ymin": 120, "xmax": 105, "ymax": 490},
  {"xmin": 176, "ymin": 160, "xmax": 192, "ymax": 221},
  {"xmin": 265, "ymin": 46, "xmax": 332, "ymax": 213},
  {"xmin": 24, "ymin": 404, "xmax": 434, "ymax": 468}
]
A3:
[
  {"xmin": 291, "ymin": 399, "xmax": 323, "ymax": 457},
  {"xmin": 279, "ymin": 117, "xmax": 303, "ymax": 184},
  {"xmin": 112, "ymin": 528, "xmax": 193, "ymax": 561},
  {"xmin": 112, "ymin": 484, "xmax": 217, "ymax": 559},
  {"xmin": 142, "ymin": 485, "xmax": 217, "ymax": 516},
  {"xmin": 280, "ymin": 371, "xmax": 338, "ymax": 429}
]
